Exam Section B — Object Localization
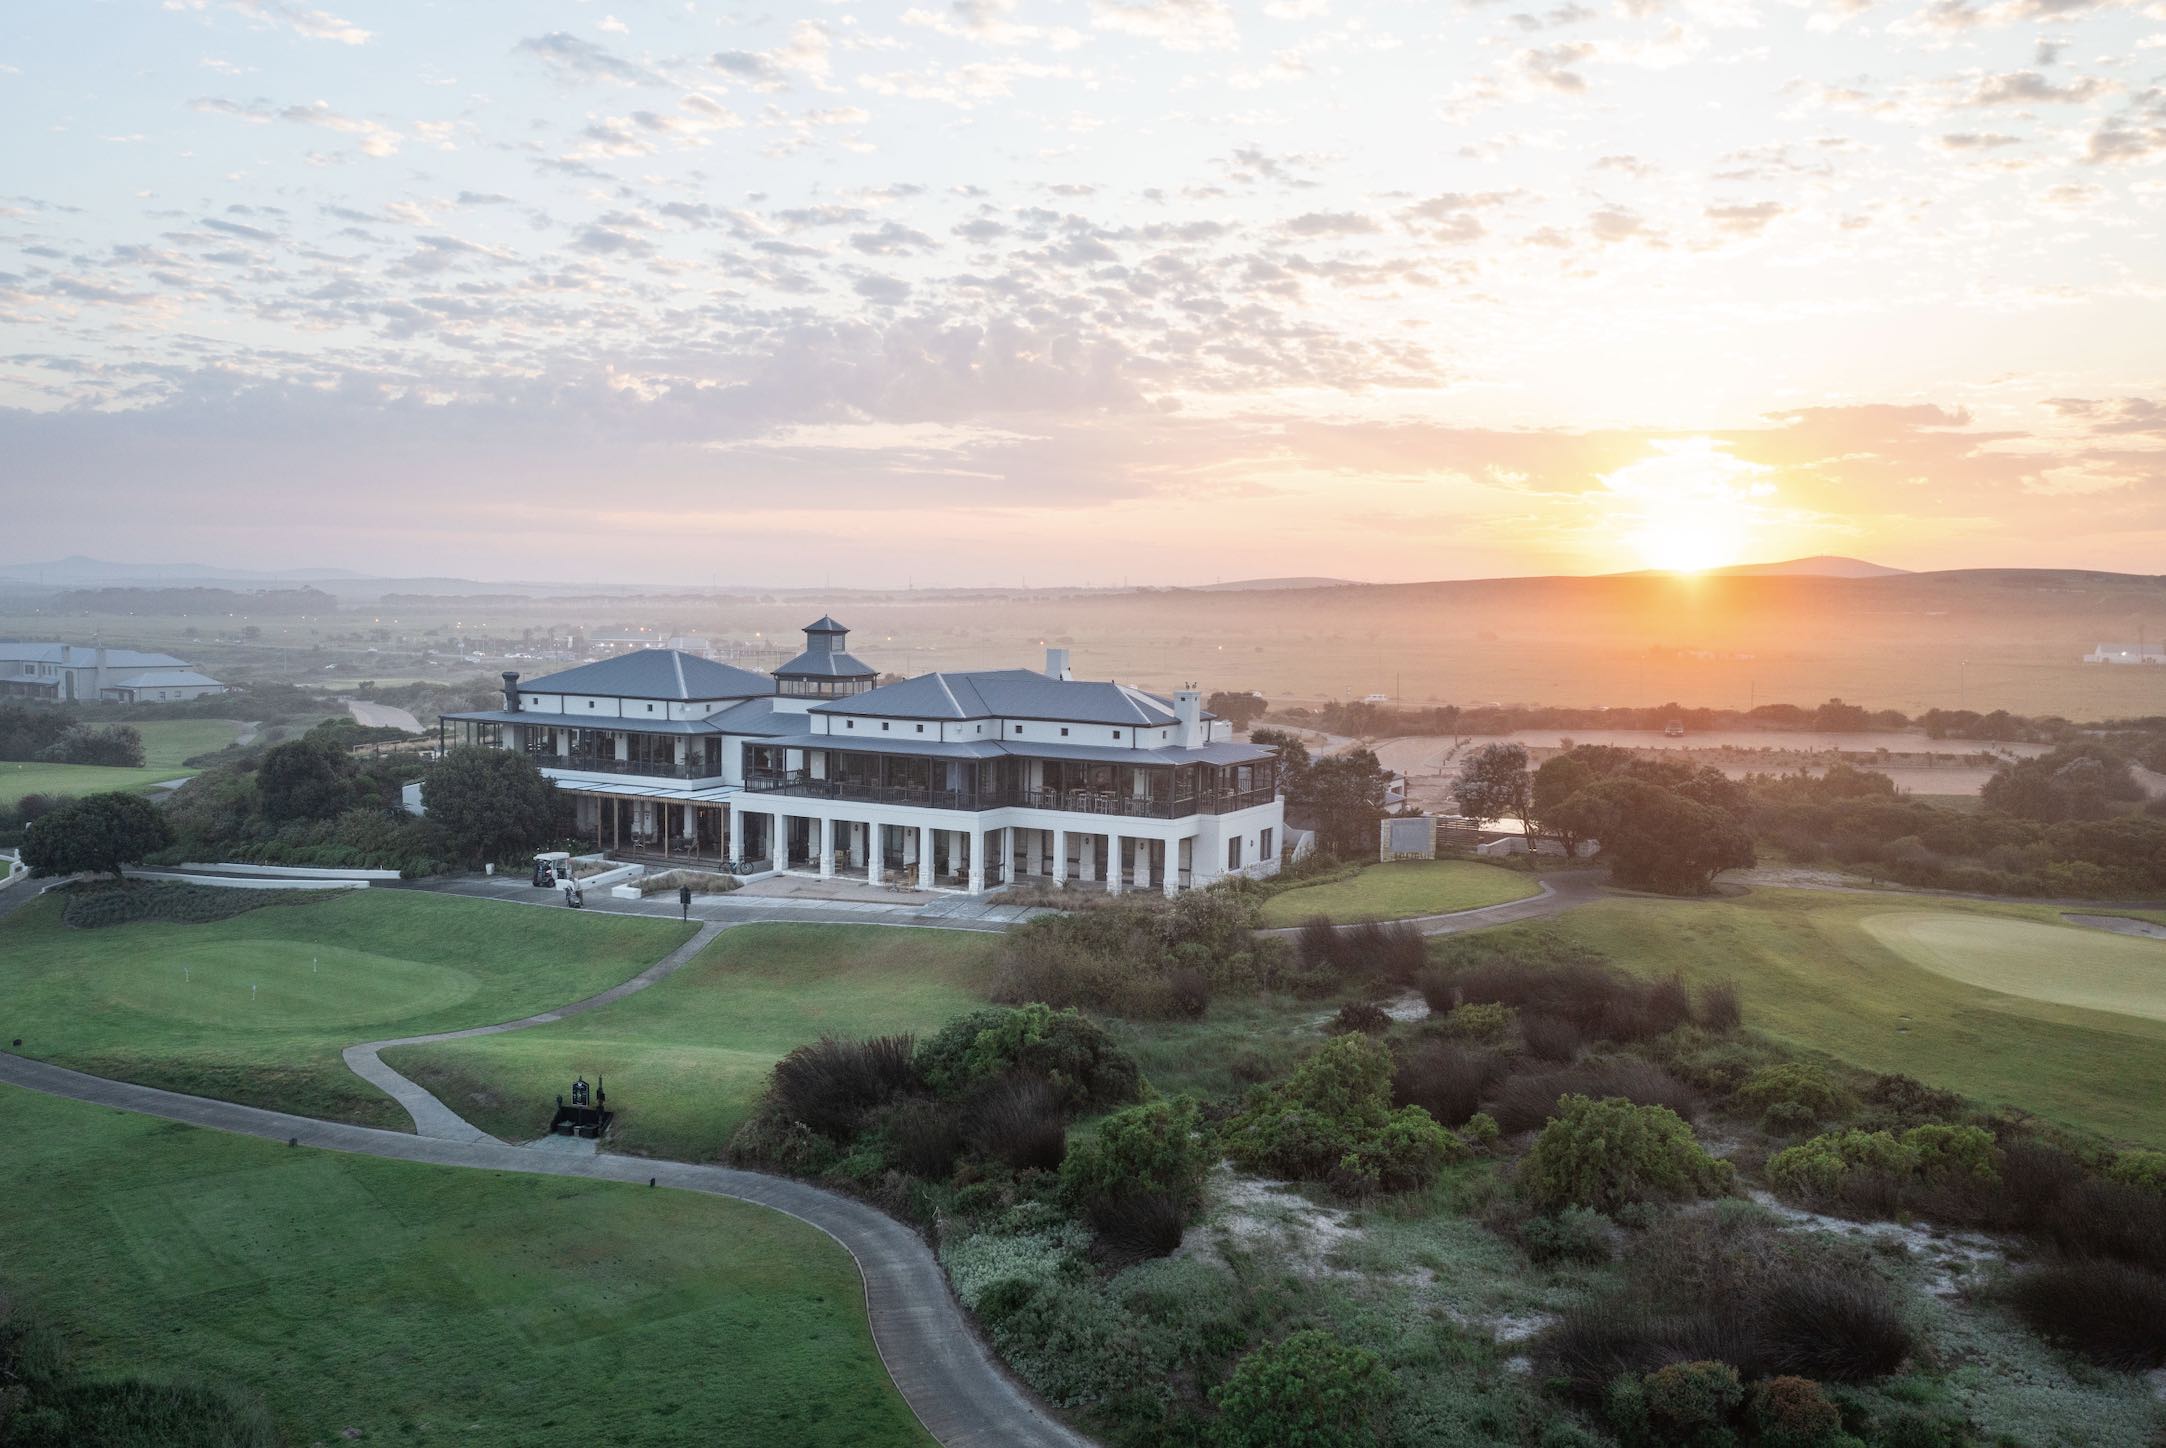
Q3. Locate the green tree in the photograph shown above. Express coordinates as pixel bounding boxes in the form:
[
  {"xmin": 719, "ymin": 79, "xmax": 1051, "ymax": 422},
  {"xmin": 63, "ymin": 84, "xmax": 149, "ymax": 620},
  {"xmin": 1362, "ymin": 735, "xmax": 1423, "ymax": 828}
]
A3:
[
  {"xmin": 1251, "ymin": 727, "xmax": 1313, "ymax": 798},
  {"xmin": 20, "ymin": 792, "xmax": 173, "ymax": 878},
  {"xmin": 1300, "ymin": 748, "xmax": 1391, "ymax": 858},
  {"xmin": 1060, "ymin": 1096, "xmax": 1213, "ymax": 1217},
  {"xmin": 1982, "ymin": 744, "xmax": 2143, "ymax": 823},
  {"xmin": 1211, "ymin": 1329, "xmax": 1386, "ymax": 1448},
  {"xmin": 1452, "ymin": 741, "xmax": 1529, "ymax": 827},
  {"xmin": 421, "ymin": 745, "xmax": 567, "ymax": 866},
  {"xmin": 1520, "ymin": 1095, "xmax": 1732, "ymax": 1212},
  {"xmin": 1206, "ymin": 690, "xmax": 1266, "ymax": 731},
  {"xmin": 1551, "ymin": 777, "xmax": 1754, "ymax": 894},
  {"xmin": 255, "ymin": 739, "xmax": 356, "ymax": 824}
]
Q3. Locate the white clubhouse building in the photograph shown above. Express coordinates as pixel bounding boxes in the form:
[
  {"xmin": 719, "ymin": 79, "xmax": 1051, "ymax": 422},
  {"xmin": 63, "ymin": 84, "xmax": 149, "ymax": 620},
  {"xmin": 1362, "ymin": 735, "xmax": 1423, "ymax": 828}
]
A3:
[{"xmin": 441, "ymin": 618, "xmax": 1283, "ymax": 895}]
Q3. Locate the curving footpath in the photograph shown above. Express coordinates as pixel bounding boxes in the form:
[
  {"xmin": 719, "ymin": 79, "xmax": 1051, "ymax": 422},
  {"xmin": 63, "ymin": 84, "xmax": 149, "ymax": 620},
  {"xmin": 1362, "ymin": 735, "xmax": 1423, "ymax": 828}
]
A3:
[
  {"xmin": 1257, "ymin": 868, "xmax": 1608, "ymax": 940},
  {"xmin": 0, "ymin": 1050, "xmax": 1092, "ymax": 1448}
]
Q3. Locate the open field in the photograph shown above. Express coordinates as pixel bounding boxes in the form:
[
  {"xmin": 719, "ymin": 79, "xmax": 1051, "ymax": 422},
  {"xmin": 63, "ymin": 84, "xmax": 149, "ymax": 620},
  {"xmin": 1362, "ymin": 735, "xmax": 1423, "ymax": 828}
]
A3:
[
  {"xmin": 0, "ymin": 891, "xmax": 693, "ymax": 1128},
  {"xmin": 1860, "ymin": 911, "xmax": 2166, "ymax": 1023},
  {"xmin": 1257, "ymin": 859, "xmax": 1538, "ymax": 926},
  {"xmin": 389, "ymin": 924, "xmax": 1001, "ymax": 1159},
  {"xmin": 0, "ymin": 1086, "xmax": 930, "ymax": 1448},
  {"xmin": 0, "ymin": 718, "xmax": 246, "ymax": 806},
  {"xmin": 1481, "ymin": 888, "xmax": 2166, "ymax": 1147}
]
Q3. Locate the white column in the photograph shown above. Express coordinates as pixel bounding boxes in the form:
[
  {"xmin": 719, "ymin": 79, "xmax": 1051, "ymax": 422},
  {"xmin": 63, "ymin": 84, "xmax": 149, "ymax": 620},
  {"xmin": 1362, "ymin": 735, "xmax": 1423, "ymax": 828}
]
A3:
[
  {"xmin": 918, "ymin": 824, "xmax": 935, "ymax": 889},
  {"xmin": 1051, "ymin": 827, "xmax": 1068, "ymax": 884},
  {"xmin": 1105, "ymin": 831, "xmax": 1123, "ymax": 895},
  {"xmin": 867, "ymin": 823, "xmax": 883, "ymax": 886},
  {"xmin": 818, "ymin": 816, "xmax": 834, "ymax": 876},
  {"xmin": 1002, "ymin": 828, "xmax": 1016, "ymax": 887},
  {"xmin": 1163, "ymin": 837, "xmax": 1180, "ymax": 897},
  {"xmin": 725, "ymin": 806, "xmax": 739, "ymax": 867},
  {"xmin": 1079, "ymin": 833, "xmax": 1096, "ymax": 883},
  {"xmin": 848, "ymin": 821, "xmax": 866, "ymax": 868},
  {"xmin": 968, "ymin": 827, "xmax": 985, "ymax": 894}
]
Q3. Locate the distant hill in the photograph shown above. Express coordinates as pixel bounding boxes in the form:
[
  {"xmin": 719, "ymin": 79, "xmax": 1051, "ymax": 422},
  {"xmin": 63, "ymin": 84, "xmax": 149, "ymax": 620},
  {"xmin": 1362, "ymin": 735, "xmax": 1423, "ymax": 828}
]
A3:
[
  {"xmin": 1189, "ymin": 576, "xmax": 1363, "ymax": 592},
  {"xmin": 0, "ymin": 555, "xmax": 362, "ymax": 584},
  {"xmin": 1610, "ymin": 555, "xmax": 1909, "ymax": 579},
  {"xmin": 1711, "ymin": 555, "xmax": 1909, "ymax": 579}
]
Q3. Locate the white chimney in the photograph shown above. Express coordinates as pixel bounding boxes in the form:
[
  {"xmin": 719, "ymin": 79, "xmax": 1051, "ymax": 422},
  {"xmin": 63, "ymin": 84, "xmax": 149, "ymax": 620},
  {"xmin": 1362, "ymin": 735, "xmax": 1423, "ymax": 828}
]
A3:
[
  {"xmin": 1174, "ymin": 684, "xmax": 1204, "ymax": 748},
  {"xmin": 1044, "ymin": 647, "xmax": 1072, "ymax": 681}
]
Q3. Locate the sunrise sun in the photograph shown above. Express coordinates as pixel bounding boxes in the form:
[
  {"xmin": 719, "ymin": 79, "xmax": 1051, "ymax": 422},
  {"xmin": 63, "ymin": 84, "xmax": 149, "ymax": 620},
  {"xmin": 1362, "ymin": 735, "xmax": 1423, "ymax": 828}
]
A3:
[{"xmin": 1600, "ymin": 438, "xmax": 1774, "ymax": 573}]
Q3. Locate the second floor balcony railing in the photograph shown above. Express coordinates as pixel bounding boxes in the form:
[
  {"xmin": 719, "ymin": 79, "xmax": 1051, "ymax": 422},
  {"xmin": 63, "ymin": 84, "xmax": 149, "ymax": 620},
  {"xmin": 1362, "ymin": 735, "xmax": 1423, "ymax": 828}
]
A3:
[
  {"xmin": 537, "ymin": 751, "xmax": 715, "ymax": 780},
  {"xmin": 743, "ymin": 771, "xmax": 1279, "ymax": 819}
]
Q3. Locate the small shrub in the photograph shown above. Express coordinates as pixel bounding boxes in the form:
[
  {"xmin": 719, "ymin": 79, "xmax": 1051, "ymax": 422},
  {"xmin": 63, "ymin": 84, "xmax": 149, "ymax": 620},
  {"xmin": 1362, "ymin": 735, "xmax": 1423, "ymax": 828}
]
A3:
[
  {"xmin": 1210, "ymin": 1329, "xmax": 1386, "ymax": 1448},
  {"xmin": 965, "ymin": 1076, "xmax": 1068, "ymax": 1171},
  {"xmin": 1297, "ymin": 915, "xmax": 1342, "ymax": 970},
  {"xmin": 1462, "ymin": 1111, "xmax": 1501, "ymax": 1150},
  {"xmin": 1694, "ymin": 980, "xmax": 1742, "ymax": 1033},
  {"xmin": 2107, "ymin": 1148, "xmax": 2166, "ymax": 1193},
  {"xmin": 916, "ymin": 1004, "xmax": 1139, "ymax": 1110},
  {"xmin": 1766, "ymin": 1125, "xmax": 1998, "ymax": 1209},
  {"xmin": 1523, "ymin": 1206, "xmax": 1613, "ymax": 1265},
  {"xmin": 1225, "ymin": 1033, "xmax": 1465, "ymax": 1197},
  {"xmin": 1520, "ymin": 1095, "xmax": 1732, "ymax": 1213},
  {"xmin": 880, "ymin": 1098, "xmax": 964, "ymax": 1178},
  {"xmin": 1748, "ymin": 1376, "xmax": 1841, "ymax": 1448},
  {"xmin": 1168, "ymin": 968, "xmax": 1212, "ymax": 1019},
  {"xmin": 770, "ymin": 1033, "xmax": 919, "ymax": 1141},
  {"xmin": 1491, "ymin": 1059, "xmax": 1703, "ymax": 1135},
  {"xmin": 1060, "ymin": 1097, "xmax": 1213, "ymax": 1218},
  {"xmin": 1862, "ymin": 1073, "xmax": 1964, "ymax": 1129},
  {"xmin": 1606, "ymin": 1360, "xmax": 1743, "ymax": 1448},
  {"xmin": 1377, "ymin": 922, "xmax": 1428, "ymax": 983},
  {"xmin": 1391, "ymin": 1041, "xmax": 1499, "ymax": 1127},
  {"xmin": 1734, "ymin": 1064, "xmax": 1846, "ymax": 1124},
  {"xmin": 1085, "ymin": 1191, "xmax": 1186, "ymax": 1264},
  {"xmin": 1751, "ymin": 1275, "xmax": 1915, "ymax": 1382},
  {"xmin": 1521, "ymin": 1011, "xmax": 1585, "ymax": 1062},
  {"xmin": 1440, "ymin": 1000, "xmax": 1519, "ymax": 1044},
  {"xmin": 1326, "ymin": 1001, "xmax": 1392, "ymax": 1036},
  {"xmin": 1759, "ymin": 1101, "xmax": 1819, "ymax": 1138},
  {"xmin": 58, "ymin": 880, "xmax": 336, "ymax": 929},
  {"xmin": 2006, "ymin": 1259, "xmax": 2166, "ymax": 1371}
]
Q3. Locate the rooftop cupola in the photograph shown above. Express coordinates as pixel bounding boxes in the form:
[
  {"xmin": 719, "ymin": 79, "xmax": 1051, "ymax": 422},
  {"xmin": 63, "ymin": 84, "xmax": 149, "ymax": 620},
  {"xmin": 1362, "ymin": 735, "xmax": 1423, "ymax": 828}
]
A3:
[{"xmin": 773, "ymin": 615, "xmax": 879, "ymax": 698}]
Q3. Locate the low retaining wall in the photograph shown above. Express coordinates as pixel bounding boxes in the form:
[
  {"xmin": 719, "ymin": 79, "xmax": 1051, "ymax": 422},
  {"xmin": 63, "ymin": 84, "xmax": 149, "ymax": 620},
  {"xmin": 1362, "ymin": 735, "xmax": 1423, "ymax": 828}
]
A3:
[
  {"xmin": 124, "ymin": 868, "xmax": 369, "ymax": 892},
  {"xmin": 178, "ymin": 861, "xmax": 403, "ymax": 881}
]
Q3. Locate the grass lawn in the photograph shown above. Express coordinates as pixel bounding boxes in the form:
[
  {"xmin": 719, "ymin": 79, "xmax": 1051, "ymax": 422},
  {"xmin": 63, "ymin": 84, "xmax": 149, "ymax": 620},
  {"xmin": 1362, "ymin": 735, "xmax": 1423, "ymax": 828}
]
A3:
[
  {"xmin": 389, "ymin": 924, "xmax": 1000, "ymax": 1160},
  {"xmin": 0, "ymin": 891, "xmax": 694, "ymax": 1129},
  {"xmin": 1257, "ymin": 859, "xmax": 1539, "ymax": 927},
  {"xmin": 0, "ymin": 1086, "xmax": 930, "ymax": 1448},
  {"xmin": 0, "ymin": 719, "xmax": 245, "ymax": 806},
  {"xmin": 1476, "ymin": 887, "xmax": 2166, "ymax": 1148}
]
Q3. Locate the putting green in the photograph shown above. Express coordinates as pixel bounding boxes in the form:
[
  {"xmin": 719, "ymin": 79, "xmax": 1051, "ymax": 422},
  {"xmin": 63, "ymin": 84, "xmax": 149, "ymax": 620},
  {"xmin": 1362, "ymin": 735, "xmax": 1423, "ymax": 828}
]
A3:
[
  {"xmin": 1859, "ymin": 912, "xmax": 2166, "ymax": 1023},
  {"xmin": 105, "ymin": 940, "xmax": 480, "ymax": 1029}
]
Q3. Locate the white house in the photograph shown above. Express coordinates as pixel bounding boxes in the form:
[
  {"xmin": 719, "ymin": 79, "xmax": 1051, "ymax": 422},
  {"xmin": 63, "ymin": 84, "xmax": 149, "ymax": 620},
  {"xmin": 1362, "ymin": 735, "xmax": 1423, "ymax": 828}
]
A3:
[
  {"xmin": 0, "ymin": 641, "xmax": 228, "ymax": 703},
  {"xmin": 2083, "ymin": 643, "xmax": 2165, "ymax": 665},
  {"xmin": 440, "ymin": 617, "xmax": 1284, "ymax": 895}
]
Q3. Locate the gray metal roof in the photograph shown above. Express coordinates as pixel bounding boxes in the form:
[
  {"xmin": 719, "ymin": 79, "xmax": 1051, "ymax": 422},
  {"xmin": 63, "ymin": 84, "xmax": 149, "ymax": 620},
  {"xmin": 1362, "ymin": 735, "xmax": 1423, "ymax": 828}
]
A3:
[
  {"xmin": 774, "ymin": 647, "xmax": 878, "ymax": 678},
  {"xmin": 0, "ymin": 641, "xmax": 194, "ymax": 669},
  {"xmin": 107, "ymin": 670, "xmax": 223, "ymax": 689},
  {"xmin": 513, "ymin": 650, "xmax": 773, "ymax": 701},
  {"xmin": 441, "ymin": 707, "xmax": 723, "ymax": 735},
  {"xmin": 813, "ymin": 668, "xmax": 1186, "ymax": 726},
  {"xmin": 705, "ymin": 696, "xmax": 796, "ymax": 737}
]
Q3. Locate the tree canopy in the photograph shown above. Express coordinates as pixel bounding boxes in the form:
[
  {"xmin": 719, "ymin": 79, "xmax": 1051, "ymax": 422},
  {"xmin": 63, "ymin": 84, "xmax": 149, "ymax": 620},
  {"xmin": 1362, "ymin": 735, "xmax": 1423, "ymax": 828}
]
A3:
[
  {"xmin": 1295, "ymin": 748, "xmax": 1391, "ymax": 859},
  {"xmin": 1549, "ymin": 775, "xmax": 1754, "ymax": 893},
  {"xmin": 1452, "ymin": 742, "xmax": 1530, "ymax": 827},
  {"xmin": 21, "ymin": 792, "xmax": 173, "ymax": 878},
  {"xmin": 421, "ymin": 745, "xmax": 568, "ymax": 866}
]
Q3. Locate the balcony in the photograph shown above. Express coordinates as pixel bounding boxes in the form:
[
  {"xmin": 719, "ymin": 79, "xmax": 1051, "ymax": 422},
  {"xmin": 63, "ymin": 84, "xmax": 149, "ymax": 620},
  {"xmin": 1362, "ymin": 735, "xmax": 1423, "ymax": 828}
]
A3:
[
  {"xmin": 743, "ymin": 772, "xmax": 1279, "ymax": 819},
  {"xmin": 537, "ymin": 752, "xmax": 715, "ymax": 781}
]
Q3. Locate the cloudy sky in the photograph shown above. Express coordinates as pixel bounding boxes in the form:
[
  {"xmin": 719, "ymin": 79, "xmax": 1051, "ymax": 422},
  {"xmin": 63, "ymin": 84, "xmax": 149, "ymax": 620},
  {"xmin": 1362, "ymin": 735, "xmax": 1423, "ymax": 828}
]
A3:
[{"xmin": 2, "ymin": 0, "xmax": 2162, "ymax": 584}]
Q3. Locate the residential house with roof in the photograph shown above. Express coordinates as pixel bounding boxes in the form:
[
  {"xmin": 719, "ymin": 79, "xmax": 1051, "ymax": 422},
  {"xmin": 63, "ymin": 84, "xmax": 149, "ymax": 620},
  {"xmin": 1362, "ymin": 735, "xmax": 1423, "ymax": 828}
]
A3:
[
  {"xmin": 0, "ymin": 641, "xmax": 228, "ymax": 703},
  {"xmin": 439, "ymin": 618, "xmax": 1283, "ymax": 895}
]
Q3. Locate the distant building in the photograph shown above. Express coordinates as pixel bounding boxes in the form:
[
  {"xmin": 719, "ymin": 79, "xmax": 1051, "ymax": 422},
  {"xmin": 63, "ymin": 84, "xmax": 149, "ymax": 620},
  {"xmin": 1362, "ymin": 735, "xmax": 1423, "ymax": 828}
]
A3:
[
  {"xmin": 440, "ymin": 616, "xmax": 1282, "ymax": 896},
  {"xmin": 0, "ymin": 641, "xmax": 228, "ymax": 703},
  {"xmin": 2083, "ymin": 643, "xmax": 2166, "ymax": 665}
]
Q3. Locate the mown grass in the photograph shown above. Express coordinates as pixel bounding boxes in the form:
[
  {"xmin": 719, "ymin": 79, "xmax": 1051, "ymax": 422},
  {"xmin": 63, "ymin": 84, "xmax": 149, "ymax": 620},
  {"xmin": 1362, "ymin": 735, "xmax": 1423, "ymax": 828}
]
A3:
[
  {"xmin": 0, "ymin": 890, "xmax": 693, "ymax": 1128},
  {"xmin": 1467, "ymin": 888, "xmax": 2166, "ymax": 1147},
  {"xmin": 0, "ymin": 1086, "xmax": 931, "ymax": 1448},
  {"xmin": 1257, "ymin": 859, "xmax": 1538, "ymax": 927},
  {"xmin": 0, "ymin": 720, "xmax": 245, "ymax": 806},
  {"xmin": 388, "ymin": 923, "xmax": 1000, "ymax": 1158}
]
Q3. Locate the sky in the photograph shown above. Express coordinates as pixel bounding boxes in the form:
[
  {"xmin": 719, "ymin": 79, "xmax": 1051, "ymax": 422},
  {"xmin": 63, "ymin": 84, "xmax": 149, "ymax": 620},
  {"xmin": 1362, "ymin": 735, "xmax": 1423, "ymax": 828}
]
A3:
[{"xmin": 1, "ymin": 0, "xmax": 2162, "ymax": 586}]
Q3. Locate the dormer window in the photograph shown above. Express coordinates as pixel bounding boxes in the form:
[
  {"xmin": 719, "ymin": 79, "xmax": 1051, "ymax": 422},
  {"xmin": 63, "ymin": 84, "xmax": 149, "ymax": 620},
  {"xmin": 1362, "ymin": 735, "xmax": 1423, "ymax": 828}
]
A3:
[
  {"xmin": 1060, "ymin": 727, "xmax": 1069, "ymax": 737},
  {"xmin": 915, "ymin": 724, "xmax": 925, "ymax": 733},
  {"xmin": 881, "ymin": 721, "xmax": 889, "ymax": 731},
  {"xmin": 1113, "ymin": 730, "xmax": 1121, "ymax": 739},
  {"xmin": 846, "ymin": 720, "xmax": 855, "ymax": 728},
  {"xmin": 1013, "ymin": 724, "xmax": 1022, "ymax": 734},
  {"xmin": 646, "ymin": 703, "xmax": 655, "ymax": 712}
]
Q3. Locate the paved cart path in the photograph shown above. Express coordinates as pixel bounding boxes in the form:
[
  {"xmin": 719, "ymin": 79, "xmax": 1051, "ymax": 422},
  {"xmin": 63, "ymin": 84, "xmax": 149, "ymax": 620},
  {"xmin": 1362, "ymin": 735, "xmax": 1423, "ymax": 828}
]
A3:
[{"xmin": 0, "ymin": 1050, "xmax": 1091, "ymax": 1448}]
